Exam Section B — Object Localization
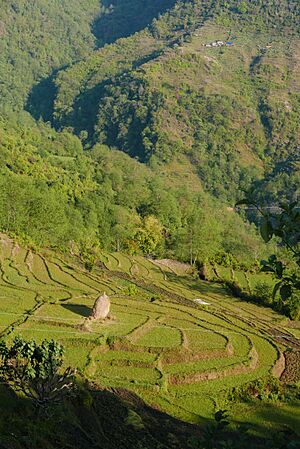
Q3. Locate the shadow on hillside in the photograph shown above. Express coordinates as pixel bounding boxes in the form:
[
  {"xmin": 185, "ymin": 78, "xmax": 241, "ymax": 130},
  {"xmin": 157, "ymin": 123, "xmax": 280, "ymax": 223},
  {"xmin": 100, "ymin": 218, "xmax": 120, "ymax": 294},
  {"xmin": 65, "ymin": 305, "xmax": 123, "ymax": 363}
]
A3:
[
  {"xmin": 254, "ymin": 401, "xmax": 300, "ymax": 435},
  {"xmin": 0, "ymin": 383, "xmax": 205, "ymax": 449},
  {"xmin": 25, "ymin": 47, "xmax": 163, "ymax": 141},
  {"xmin": 165, "ymin": 271, "xmax": 227, "ymax": 298},
  {"xmin": 92, "ymin": 0, "xmax": 176, "ymax": 46},
  {"xmin": 0, "ymin": 380, "xmax": 299, "ymax": 449},
  {"xmin": 25, "ymin": 70, "xmax": 60, "ymax": 123},
  {"xmin": 61, "ymin": 303, "xmax": 91, "ymax": 318},
  {"xmin": 58, "ymin": 48, "xmax": 163, "ymax": 145}
]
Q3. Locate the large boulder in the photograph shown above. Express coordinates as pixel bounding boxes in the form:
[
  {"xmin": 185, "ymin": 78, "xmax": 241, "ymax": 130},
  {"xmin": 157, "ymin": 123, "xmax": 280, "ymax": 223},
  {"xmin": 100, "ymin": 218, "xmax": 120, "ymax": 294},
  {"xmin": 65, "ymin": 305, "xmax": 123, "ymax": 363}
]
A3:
[{"xmin": 89, "ymin": 293, "xmax": 110, "ymax": 320}]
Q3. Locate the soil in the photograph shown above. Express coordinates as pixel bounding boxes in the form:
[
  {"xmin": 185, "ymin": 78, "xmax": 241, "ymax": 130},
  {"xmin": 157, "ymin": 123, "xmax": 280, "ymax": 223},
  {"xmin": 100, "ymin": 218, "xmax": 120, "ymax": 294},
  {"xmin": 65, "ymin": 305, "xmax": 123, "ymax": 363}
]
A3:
[
  {"xmin": 151, "ymin": 259, "xmax": 192, "ymax": 275},
  {"xmin": 272, "ymin": 351, "xmax": 286, "ymax": 378},
  {"xmin": 267, "ymin": 328, "xmax": 300, "ymax": 350},
  {"xmin": 280, "ymin": 350, "xmax": 300, "ymax": 383}
]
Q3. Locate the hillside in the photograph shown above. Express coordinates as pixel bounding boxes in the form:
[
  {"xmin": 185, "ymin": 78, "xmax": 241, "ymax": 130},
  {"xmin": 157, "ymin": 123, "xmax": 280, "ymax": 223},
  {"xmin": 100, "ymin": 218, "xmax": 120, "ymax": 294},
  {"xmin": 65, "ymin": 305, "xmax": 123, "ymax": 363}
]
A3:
[
  {"xmin": 39, "ymin": 0, "xmax": 300, "ymax": 203},
  {"xmin": 0, "ymin": 3, "xmax": 299, "ymax": 447},
  {"xmin": 0, "ymin": 0, "xmax": 178, "ymax": 112},
  {"xmin": 0, "ymin": 0, "xmax": 299, "ymax": 213},
  {"xmin": 0, "ymin": 115, "xmax": 266, "ymax": 266},
  {"xmin": 0, "ymin": 233, "xmax": 299, "ymax": 448},
  {"xmin": 0, "ymin": 0, "xmax": 103, "ymax": 111}
]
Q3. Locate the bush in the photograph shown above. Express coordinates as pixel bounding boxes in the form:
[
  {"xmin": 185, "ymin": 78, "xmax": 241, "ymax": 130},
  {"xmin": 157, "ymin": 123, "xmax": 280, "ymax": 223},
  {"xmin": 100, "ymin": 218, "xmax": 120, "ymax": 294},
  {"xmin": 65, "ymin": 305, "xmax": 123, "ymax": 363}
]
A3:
[
  {"xmin": 213, "ymin": 252, "xmax": 239, "ymax": 269},
  {"xmin": 127, "ymin": 284, "xmax": 140, "ymax": 296},
  {"xmin": 228, "ymin": 377, "xmax": 282, "ymax": 403},
  {"xmin": 252, "ymin": 282, "xmax": 273, "ymax": 304},
  {"xmin": 0, "ymin": 337, "xmax": 75, "ymax": 407}
]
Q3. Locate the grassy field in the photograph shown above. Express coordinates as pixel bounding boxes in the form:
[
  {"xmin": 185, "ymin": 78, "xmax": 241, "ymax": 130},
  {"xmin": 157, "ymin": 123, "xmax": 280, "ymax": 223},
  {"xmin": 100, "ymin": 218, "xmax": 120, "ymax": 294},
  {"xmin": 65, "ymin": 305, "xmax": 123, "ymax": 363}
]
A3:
[{"xmin": 0, "ymin": 234, "xmax": 299, "ymax": 436}]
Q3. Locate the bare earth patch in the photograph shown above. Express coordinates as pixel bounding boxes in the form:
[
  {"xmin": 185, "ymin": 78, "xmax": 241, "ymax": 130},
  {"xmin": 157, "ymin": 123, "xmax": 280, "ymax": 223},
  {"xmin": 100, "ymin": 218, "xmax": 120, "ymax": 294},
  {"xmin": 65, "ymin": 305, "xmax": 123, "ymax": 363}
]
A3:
[{"xmin": 280, "ymin": 350, "xmax": 300, "ymax": 383}]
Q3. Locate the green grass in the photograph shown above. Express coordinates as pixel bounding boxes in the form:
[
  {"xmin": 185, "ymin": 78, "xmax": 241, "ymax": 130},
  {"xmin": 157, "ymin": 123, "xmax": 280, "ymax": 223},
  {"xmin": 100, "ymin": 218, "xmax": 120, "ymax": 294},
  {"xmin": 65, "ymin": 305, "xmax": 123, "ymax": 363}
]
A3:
[
  {"xmin": 62, "ymin": 338, "xmax": 96, "ymax": 370},
  {"xmin": 95, "ymin": 364, "xmax": 162, "ymax": 384},
  {"xmin": 94, "ymin": 350, "xmax": 157, "ymax": 364},
  {"xmin": 135, "ymin": 326, "xmax": 182, "ymax": 348},
  {"xmin": 229, "ymin": 401, "xmax": 300, "ymax": 436},
  {"xmin": 185, "ymin": 328, "xmax": 228, "ymax": 350},
  {"xmin": 164, "ymin": 355, "xmax": 249, "ymax": 375},
  {"xmin": 0, "ymin": 237, "xmax": 299, "ymax": 431}
]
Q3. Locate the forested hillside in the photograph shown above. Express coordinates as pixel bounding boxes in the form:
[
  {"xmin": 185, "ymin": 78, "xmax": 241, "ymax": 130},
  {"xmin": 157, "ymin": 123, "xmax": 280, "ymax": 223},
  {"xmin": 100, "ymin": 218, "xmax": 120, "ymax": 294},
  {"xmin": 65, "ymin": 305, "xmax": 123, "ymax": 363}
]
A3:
[
  {"xmin": 0, "ymin": 114, "xmax": 264, "ymax": 267},
  {"xmin": 0, "ymin": 0, "xmax": 102, "ymax": 111},
  {"xmin": 40, "ymin": 0, "xmax": 300, "ymax": 203},
  {"xmin": 0, "ymin": 0, "xmax": 299, "ymax": 262},
  {"xmin": 0, "ymin": 0, "xmax": 178, "ymax": 112}
]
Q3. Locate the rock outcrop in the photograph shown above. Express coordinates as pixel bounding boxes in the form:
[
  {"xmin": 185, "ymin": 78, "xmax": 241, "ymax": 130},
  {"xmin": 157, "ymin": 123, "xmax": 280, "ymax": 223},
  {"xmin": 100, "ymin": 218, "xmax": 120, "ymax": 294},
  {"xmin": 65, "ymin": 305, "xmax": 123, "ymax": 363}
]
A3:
[{"xmin": 89, "ymin": 293, "xmax": 111, "ymax": 320}]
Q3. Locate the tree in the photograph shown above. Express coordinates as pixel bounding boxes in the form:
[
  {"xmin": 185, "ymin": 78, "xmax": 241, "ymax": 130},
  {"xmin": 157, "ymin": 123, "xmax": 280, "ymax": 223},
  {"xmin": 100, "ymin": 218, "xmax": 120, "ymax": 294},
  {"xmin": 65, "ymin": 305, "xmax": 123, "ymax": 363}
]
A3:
[
  {"xmin": 238, "ymin": 1, "xmax": 248, "ymax": 14},
  {"xmin": 175, "ymin": 203, "xmax": 222, "ymax": 266},
  {"xmin": 237, "ymin": 200, "xmax": 300, "ymax": 318},
  {"xmin": 0, "ymin": 337, "xmax": 75, "ymax": 407},
  {"xmin": 134, "ymin": 216, "xmax": 164, "ymax": 255}
]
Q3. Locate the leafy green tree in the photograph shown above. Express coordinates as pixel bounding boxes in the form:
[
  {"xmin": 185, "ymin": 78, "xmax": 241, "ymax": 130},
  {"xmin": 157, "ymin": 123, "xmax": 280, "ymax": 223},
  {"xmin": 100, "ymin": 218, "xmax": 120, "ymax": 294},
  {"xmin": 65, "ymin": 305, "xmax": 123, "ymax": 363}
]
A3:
[
  {"xmin": 237, "ymin": 200, "xmax": 300, "ymax": 318},
  {"xmin": 0, "ymin": 337, "xmax": 75, "ymax": 407},
  {"xmin": 238, "ymin": 1, "xmax": 248, "ymax": 14},
  {"xmin": 175, "ymin": 202, "xmax": 222, "ymax": 265},
  {"xmin": 134, "ymin": 216, "xmax": 164, "ymax": 255}
]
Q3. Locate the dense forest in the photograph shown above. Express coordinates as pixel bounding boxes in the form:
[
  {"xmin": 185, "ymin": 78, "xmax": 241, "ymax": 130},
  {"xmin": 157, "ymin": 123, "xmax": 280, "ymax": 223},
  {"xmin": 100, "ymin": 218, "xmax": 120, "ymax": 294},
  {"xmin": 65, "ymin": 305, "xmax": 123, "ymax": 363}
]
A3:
[
  {"xmin": 0, "ymin": 0, "xmax": 299, "ymax": 277},
  {"xmin": 0, "ymin": 114, "xmax": 264, "ymax": 267},
  {"xmin": 49, "ymin": 1, "xmax": 300, "ymax": 204}
]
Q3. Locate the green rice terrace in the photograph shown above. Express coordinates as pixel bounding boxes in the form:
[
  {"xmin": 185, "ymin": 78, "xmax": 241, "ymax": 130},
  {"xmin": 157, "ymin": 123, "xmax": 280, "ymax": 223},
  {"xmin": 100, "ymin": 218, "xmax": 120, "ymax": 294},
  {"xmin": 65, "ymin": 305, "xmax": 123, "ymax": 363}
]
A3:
[{"xmin": 0, "ymin": 234, "xmax": 299, "ymax": 434}]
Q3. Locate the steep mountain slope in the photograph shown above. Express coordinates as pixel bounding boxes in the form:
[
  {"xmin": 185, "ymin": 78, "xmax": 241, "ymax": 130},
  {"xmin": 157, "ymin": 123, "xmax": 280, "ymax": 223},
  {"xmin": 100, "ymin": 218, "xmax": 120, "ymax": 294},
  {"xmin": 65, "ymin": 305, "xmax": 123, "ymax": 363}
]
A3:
[
  {"xmin": 0, "ymin": 0, "xmax": 177, "ymax": 112},
  {"xmin": 42, "ymin": 0, "xmax": 300, "ymax": 203},
  {"xmin": 0, "ymin": 4, "xmax": 300, "ymax": 447},
  {"xmin": 0, "ymin": 0, "xmax": 299, "ymax": 255},
  {"xmin": 0, "ymin": 115, "xmax": 264, "ymax": 264},
  {"xmin": 92, "ymin": 24, "xmax": 300, "ymax": 200},
  {"xmin": 0, "ymin": 0, "xmax": 103, "ymax": 110}
]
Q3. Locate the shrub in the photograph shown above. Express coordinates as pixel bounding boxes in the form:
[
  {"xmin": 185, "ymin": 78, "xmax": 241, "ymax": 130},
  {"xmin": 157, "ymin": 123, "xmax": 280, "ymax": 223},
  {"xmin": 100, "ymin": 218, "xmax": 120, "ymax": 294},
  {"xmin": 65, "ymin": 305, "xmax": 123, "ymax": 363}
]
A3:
[
  {"xmin": 252, "ymin": 281, "xmax": 273, "ymax": 304},
  {"xmin": 213, "ymin": 252, "xmax": 239, "ymax": 269},
  {"xmin": 228, "ymin": 376, "xmax": 282, "ymax": 403},
  {"xmin": 127, "ymin": 284, "xmax": 140, "ymax": 296},
  {"xmin": 0, "ymin": 337, "xmax": 75, "ymax": 407}
]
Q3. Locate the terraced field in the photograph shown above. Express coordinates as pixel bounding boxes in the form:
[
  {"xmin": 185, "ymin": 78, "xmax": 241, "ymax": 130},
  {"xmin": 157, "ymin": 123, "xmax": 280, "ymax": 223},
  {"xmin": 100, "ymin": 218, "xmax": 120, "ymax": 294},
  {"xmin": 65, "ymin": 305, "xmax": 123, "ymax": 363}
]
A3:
[{"xmin": 0, "ymin": 234, "xmax": 299, "ymax": 431}]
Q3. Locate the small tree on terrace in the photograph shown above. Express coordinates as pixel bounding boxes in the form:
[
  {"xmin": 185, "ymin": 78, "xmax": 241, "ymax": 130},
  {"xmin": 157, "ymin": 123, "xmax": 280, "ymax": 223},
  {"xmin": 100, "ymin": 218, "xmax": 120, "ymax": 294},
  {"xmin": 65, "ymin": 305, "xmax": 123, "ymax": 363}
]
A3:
[{"xmin": 0, "ymin": 337, "xmax": 75, "ymax": 407}]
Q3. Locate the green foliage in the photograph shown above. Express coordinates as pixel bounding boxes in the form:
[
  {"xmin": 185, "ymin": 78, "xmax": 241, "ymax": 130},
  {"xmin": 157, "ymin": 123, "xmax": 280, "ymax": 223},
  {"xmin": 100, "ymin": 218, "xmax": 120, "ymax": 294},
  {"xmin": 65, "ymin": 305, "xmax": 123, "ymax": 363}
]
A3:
[
  {"xmin": 212, "ymin": 252, "xmax": 239, "ymax": 269},
  {"xmin": 0, "ymin": 2, "xmax": 299, "ymax": 446},
  {"xmin": 252, "ymin": 282, "xmax": 273, "ymax": 305},
  {"xmin": 3, "ymin": 0, "xmax": 297, "ymax": 211},
  {"xmin": 237, "ymin": 200, "xmax": 300, "ymax": 318},
  {"xmin": 227, "ymin": 376, "xmax": 285, "ymax": 403},
  {"xmin": 127, "ymin": 284, "xmax": 140, "ymax": 296},
  {"xmin": 125, "ymin": 409, "xmax": 145, "ymax": 430},
  {"xmin": 0, "ymin": 337, "xmax": 74, "ymax": 407},
  {"xmin": 0, "ymin": 0, "xmax": 102, "ymax": 111},
  {"xmin": 0, "ymin": 116, "xmax": 265, "ymax": 265},
  {"xmin": 134, "ymin": 216, "xmax": 164, "ymax": 255},
  {"xmin": 188, "ymin": 409, "xmax": 240, "ymax": 449},
  {"xmin": 95, "ymin": 73, "xmax": 164, "ymax": 161},
  {"xmin": 41, "ymin": 0, "xmax": 299, "ymax": 209},
  {"xmin": 0, "ymin": 0, "xmax": 298, "ymax": 274}
]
